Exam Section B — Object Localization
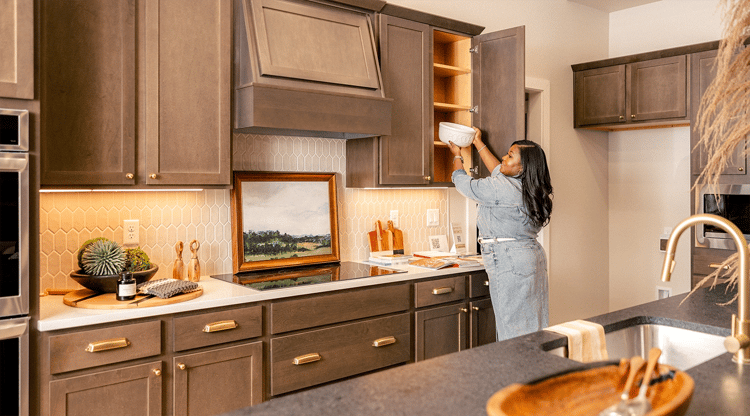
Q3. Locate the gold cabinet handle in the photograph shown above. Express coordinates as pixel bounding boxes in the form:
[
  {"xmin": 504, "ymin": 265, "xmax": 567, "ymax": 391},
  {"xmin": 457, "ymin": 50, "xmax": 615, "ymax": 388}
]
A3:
[
  {"xmin": 149, "ymin": 173, "xmax": 157, "ymax": 179},
  {"xmin": 740, "ymin": 167, "xmax": 745, "ymax": 172},
  {"xmin": 177, "ymin": 363, "xmax": 186, "ymax": 370},
  {"xmin": 484, "ymin": 280, "xmax": 489, "ymax": 286},
  {"xmin": 631, "ymin": 114, "xmax": 636, "ymax": 119},
  {"xmin": 432, "ymin": 287, "xmax": 453, "ymax": 295},
  {"xmin": 423, "ymin": 176, "xmax": 431, "ymax": 181},
  {"xmin": 293, "ymin": 353, "xmax": 321, "ymax": 365},
  {"xmin": 372, "ymin": 336, "xmax": 396, "ymax": 347},
  {"xmin": 152, "ymin": 369, "xmax": 161, "ymax": 376},
  {"xmin": 460, "ymin": 307, "xmax": 468, "ymax": 313},
  {"xmin": 471, "ymin": 306, "xmax": 480, "ymax": 311},
  {"xmin": 85, "ymin": 338, "xmax": 130, "ymax": 353},
  {"xmin": 203, "ymin": 320, "xmax": 238, "ymax": 333},
  {"xmin": 710, "ymin": 263, "xmax": 730, "ymax": 270},
  {"xmin": 125, "ymin": 173, "xmax": 134, "ymax": 179},
  {"xmin": 619, "ymin": 115, "xmax": 625, "ymax": 121}
]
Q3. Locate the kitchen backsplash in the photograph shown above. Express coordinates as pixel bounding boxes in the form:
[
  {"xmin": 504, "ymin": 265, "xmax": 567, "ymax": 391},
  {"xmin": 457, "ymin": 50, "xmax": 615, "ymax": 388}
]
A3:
[{"xmin": 39, "ymin": 133, "xmax": 449, "ymax": 290}]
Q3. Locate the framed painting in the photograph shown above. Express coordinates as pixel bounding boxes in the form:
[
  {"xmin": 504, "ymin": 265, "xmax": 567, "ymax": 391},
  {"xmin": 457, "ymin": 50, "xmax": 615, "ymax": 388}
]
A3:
[{"xmin": 231, "ymin": 171, "xmax": 340, "ymax": 272}]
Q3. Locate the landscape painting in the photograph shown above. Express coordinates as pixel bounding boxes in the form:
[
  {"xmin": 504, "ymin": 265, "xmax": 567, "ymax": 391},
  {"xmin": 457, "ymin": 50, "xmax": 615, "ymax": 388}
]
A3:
[{"xmin": 231, "ymin": 172, "xmax": 340, "ymax": 272}]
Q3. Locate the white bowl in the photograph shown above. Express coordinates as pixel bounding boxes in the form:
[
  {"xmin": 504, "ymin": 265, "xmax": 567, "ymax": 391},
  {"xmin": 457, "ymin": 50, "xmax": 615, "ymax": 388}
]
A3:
[{"xmin": 438, "ymin": 122, "xmax": 475, "ymax": 147}]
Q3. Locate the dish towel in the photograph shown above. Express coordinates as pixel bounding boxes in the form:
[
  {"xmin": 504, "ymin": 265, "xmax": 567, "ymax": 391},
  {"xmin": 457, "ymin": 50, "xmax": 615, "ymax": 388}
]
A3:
[{"xmin": 546, "ymin": 320, "xmax": 608, "ymax": 363}]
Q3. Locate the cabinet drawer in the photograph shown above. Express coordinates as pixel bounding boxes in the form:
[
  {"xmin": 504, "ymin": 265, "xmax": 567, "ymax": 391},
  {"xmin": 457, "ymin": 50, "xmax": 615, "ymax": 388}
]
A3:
[
  {"xmin": 270, "ymin": 313, "xmax": 411, "ymax": 395},
  {"xmin": 271, "ymin": 283, "xmax": 410, "ymax": 334},
  {"xmin": 49, "ymin": 321, "xmax": 161, "ymax": 374},
  {"xmin": 692, "ymin": 248, "xmax": 732, "ymax": 276},
  {"xmin": 414, "ymin": 275, "xmax": 466, "ymax": 308},
  {"xmin": 173, "ymin": 305, "xmax": 263, "ymax": 352},
  {"xmin": 468, "ymin": 272, "xmax": 490, "ymax": 298}
]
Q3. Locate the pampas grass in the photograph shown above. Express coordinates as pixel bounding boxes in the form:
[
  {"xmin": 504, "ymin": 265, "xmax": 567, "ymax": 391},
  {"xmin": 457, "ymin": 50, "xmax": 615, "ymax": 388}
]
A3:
[{"xmin": 689, "ymin": 0, "xmax": 750, "ymax": 303}]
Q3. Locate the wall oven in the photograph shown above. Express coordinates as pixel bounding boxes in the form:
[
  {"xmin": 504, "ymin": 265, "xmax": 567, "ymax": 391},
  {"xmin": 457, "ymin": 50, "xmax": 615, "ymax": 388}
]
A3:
[
  {"xmin": 698, "ymin": 184, "xmax": 750, "ymax": 250},
  {"xmin": 0, "ymin": 108, "xmax": 29, "ymax": 416}
]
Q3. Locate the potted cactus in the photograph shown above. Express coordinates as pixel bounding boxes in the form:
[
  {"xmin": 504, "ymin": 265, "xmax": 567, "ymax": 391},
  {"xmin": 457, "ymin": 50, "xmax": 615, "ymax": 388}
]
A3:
[{"xmin": 70, "ymin": 238, "xmax": 158, "ymax": 293}]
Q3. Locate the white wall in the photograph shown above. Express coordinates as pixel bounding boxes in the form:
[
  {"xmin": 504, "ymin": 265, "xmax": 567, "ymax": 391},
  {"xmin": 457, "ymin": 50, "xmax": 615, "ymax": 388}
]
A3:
[
  {"xmin": 386, "ymin": 0, "xmax": 611, "ymax": 324},
  {"xmin": 607, "ymin": 0, "xmax": 722, "ymax": 310}
]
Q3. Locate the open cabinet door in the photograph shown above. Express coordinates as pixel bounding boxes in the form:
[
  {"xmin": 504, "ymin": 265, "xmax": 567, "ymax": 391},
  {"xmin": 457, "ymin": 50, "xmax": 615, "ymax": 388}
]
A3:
[{"xmin": 472, "ymin": 26, "xmax": 525, "ymax": 178}]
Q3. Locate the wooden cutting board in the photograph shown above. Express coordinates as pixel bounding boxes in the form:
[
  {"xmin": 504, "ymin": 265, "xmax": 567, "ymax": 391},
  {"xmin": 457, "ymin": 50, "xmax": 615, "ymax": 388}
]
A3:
[{"xmin": 63, "ymin": 288, "xmax": 203, "ymax": 309}]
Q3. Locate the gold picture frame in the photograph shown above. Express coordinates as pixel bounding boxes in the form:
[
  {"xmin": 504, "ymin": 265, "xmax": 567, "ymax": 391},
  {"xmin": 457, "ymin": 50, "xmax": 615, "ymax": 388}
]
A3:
[{"xmin": 231, "ymin": 171, "xmax": 340, "ymax": 273}]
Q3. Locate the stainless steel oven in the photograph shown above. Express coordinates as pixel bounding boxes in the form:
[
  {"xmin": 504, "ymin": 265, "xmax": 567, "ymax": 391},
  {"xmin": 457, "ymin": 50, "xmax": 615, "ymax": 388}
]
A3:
[
  {"xmin": 698, "ymin": 184, "xmax": 750, "ymax": 250},
  {"xmin": 0, "ymin": 108, "xmax": 29, "ymax": 416}
]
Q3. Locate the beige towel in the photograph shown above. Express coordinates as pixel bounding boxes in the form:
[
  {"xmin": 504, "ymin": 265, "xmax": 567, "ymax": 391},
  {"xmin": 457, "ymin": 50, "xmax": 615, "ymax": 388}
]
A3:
[{"xmin": 546, "ymin": 320, "xmax": 608, "ymax": 363}]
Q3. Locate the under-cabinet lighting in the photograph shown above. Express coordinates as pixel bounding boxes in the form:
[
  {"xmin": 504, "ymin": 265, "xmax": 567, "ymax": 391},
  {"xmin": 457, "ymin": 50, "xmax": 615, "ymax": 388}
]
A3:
[
  {"xmin": 40, "ymin": 188, "xmax": 204, "ymax": 193},
  {"xmin": 362, "ymin": 187, "xmax": 450, "ymax": 190}
]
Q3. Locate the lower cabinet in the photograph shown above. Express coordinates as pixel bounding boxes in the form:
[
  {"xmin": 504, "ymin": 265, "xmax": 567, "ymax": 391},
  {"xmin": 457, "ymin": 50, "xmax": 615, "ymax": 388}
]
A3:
[
  {"xmin": 415, "ymin": 302, "xmax": 469, "ymax": 361},
  {"xmin": 173, "ymin": 342, "xmax": 263, "ymax": 416},
  {"xmin": 470, "ymin": 298, "xmax": 496, "ymax": 347},
  {"xmin": 49, "ymin": 362, "xmax": 163, "ymax": 416}
]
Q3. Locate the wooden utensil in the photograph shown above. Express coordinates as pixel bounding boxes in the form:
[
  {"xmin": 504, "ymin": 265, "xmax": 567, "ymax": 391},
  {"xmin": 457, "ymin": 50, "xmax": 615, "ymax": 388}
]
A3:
[
  {"xmin": 627, "ymin": 348, "xmax": 662, "ymax": 415},
  {"xmin": 173, "ymin": 241, "xmax": 185, "ymax": 280},
  {"xmin": 383, "ymin": 220, "xmax": 394, "ymax": 251},
  {"xmin": 368, "ymin": 222, "xmax": 380, "ymax": 252},
  {"xmin": 598, "ymin": 356, "xmax": 646, "ymax": 415},
  {"xmin": 187, "ymin": 239, "xmax": 201, "ymax": 282},
  {"xmin": 375, "ymin": 220, "xmax": 384, "ymax": 251},
  {"xmin": 389, "ymin": 221, "xmax": 405, "ymax": 254}
]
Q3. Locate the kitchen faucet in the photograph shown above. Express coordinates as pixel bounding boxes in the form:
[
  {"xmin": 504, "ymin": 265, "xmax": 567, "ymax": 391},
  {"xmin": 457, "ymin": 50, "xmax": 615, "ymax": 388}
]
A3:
[{"xmin": 661, "ymin": 213, "xmax": 750, "ymax": 364}]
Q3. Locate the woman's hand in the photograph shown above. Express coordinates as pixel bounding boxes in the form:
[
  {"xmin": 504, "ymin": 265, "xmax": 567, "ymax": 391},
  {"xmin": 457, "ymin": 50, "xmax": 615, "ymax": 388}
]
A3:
[
  {"xmin": 471, "ymin": 127, "xmax": 484, "ymax": 148},
  {"xmin": 448, "ymin": 141, "xmax": 462, "ymax": 156}
]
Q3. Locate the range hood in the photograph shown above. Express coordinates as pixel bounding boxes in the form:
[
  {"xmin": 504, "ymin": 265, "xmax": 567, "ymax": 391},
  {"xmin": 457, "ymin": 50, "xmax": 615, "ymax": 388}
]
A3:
[{"xmin": 234, "ymin": 0, "xmax": 392, "ymax": 139}]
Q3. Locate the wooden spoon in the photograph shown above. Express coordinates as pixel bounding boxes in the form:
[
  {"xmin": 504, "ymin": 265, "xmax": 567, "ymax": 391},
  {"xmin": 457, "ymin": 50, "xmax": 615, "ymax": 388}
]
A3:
[{"xmin": 597, "ymin": 355, "xmax": 646, "ymax": 416}]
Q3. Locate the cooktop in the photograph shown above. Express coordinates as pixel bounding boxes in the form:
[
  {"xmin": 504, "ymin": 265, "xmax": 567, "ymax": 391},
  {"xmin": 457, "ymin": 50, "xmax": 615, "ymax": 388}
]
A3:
[{"xmin": 210, "ymin": 261, "xmax": 406, "ymax": 291}]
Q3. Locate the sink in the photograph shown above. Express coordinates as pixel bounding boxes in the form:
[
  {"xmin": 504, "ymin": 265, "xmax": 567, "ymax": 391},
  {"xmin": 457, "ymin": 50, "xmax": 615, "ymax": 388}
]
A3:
[{"xmin": 547, "ymin": 324, "xmax": 727, "ymax": 370}]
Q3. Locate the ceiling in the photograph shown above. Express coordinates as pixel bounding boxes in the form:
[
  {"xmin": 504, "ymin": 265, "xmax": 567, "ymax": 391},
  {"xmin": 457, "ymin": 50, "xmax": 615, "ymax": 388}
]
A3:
[{"xmin": 568, "ymin": 0, "xmax": 661, "ymax": 13}]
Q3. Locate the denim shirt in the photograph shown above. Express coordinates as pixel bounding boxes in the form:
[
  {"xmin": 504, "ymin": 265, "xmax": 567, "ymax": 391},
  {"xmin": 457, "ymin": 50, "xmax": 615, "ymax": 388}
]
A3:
[{"xmin": 452, "ymin": 165, "xmax": 540, "ymax": 240}]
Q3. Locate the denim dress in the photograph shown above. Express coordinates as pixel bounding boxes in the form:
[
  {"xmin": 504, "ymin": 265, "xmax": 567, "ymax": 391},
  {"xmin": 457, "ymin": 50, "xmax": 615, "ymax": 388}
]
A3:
[{"xmin": 452, "ymin": 166, "xmax": 549, "ymax": 341}]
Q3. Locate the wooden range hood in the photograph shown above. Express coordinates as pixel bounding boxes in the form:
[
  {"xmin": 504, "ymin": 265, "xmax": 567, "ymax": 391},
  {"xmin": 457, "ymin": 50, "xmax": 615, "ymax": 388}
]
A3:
[{"xmin": 234, "ymin": 0, "xmax": 392, "ymax": 139}]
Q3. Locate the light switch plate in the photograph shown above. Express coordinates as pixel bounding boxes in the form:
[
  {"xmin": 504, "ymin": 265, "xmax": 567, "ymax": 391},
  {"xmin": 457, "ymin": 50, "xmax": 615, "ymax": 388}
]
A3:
[
  {"xmin": 426, "ymin": 209, "xmax": 439, "ymax": 227},
  {"xmin": 123, "ymin": 219, "xmax": 139, "ymax": 246}
]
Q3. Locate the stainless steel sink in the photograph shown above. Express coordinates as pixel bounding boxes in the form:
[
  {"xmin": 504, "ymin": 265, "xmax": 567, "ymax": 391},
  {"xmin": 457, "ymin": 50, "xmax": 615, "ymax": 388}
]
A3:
[{"xmin": 547, "ymin": 324, "xmax": 727, "ymax": 370}]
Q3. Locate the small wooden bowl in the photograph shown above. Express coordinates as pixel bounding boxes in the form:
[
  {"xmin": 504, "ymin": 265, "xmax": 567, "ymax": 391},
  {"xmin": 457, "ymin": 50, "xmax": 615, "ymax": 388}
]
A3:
[
  {"xmin": 486, "ymin": 360, "xmax": 693, "ymax": 416},
  {"xmin": 70, "ymin": 265, "xmax": 159, "ymax": 293}
]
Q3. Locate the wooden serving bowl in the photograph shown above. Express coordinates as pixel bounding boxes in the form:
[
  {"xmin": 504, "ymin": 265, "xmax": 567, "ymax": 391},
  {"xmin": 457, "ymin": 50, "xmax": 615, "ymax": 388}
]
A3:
[
  {"xmin": 70, "ymin": 265, "xmax": 159, "ymax": 293},
  {"xmin": 486, "ymin": 359, "xmax": 693, "ymax": 416}
]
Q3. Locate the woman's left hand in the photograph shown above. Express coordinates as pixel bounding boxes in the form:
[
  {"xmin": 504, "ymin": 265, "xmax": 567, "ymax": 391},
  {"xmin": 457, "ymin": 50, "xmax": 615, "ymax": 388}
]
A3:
[{"xmin": 448, "ymin": 141, "xmax": 462, "ymax": 156}]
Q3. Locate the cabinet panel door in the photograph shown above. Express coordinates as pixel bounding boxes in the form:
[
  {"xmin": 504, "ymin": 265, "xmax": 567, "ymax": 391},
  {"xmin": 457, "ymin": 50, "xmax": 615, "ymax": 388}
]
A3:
[
  {"xmin": 630, "ymin": 55, "xmax": 687, "ymax": 121},
  {"xmin": 0, "ymin": 0, "xmax": 33, "ymax": 99},
  {"xmin": 470, "ymin": 298, "xmax": 495, "ymax": 347},
  {"xmin": 49, "ymin": 362, "xmax": 162, "ymax": 416},
  {"xmin": 143, "ymin": 0, "xmax": 231, "ymax": 185},
  {"xmin": 173, "ymin": 342, "xmax": 263, "ymax": 416},
  {"xmin": 574, "ymin": 65, "xmax": 626, "ymax": 127},
  {"xmin": 378, "ymin": 15, "xmax": 432, "ymax": 185},
  {"xmin": 40, "ymin": 0, "xmax": 136, "ymax": 186},
  {"xmin": 415, "ymin": 302, "xmax": 467, "ymax": 361},
  {"xmin": 472, "ymin": 26, "xmax": 525, "ymax": 178},
  {"xmin": 690, "ymin": 49, "xmax": 746, "ymax": 176}
]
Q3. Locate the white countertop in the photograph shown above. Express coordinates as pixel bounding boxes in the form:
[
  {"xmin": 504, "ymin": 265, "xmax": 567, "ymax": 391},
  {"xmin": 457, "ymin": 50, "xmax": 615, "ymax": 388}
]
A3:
[{"xmin": 38, "ymin": 263, "xmax": 485, "ymax": 332}]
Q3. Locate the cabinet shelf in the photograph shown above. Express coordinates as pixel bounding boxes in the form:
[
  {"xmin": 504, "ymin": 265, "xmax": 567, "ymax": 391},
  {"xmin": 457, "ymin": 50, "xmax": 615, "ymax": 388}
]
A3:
[
  {"xmin": 434, "ymin": 102, "xmax": 472, "ymax": 112},
  {"xmin": 434, "ymin": 63, "xmax": 471, "ymax": 78}
]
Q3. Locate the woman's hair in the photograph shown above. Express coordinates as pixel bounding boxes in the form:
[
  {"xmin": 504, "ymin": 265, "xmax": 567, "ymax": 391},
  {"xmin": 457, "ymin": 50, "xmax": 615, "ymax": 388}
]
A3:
[{"xmin": 513, "ymin": 140, "xmax": 553, "ymax": 228}]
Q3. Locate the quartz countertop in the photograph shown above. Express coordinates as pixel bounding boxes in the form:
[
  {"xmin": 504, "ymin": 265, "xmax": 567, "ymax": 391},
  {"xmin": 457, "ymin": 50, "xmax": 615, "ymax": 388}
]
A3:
[
  {"xmin": 223, "ymin": 283, "xmax": 749, "ymax": 416},
  {"xmin": 37, "ymin": 263, "xmax": 485, "ymax": 332}
]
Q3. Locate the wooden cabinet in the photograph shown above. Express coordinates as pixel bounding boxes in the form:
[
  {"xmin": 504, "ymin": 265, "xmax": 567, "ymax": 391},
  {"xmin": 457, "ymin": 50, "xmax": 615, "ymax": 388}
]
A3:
[
  {"xmin": 49, "ymin": 362, "xmax": 163, "ymax": 416},
  {"xmin": 690, "ymin": 49, "xmax": 746, "ymax": 176},
  {"xmin": 574, "ymin": 55, "xmax": 688, "ymax": 129},
  {"xmin": 468, "ymin": 272, "xmax": 495, "ymax": 347},
  {"xmin": 173, "ymin": 342, "xmax": 263, "ymax": 415},
  {"xmin": 347, "ymin": 14, "xmax": 526, "ymax": 187},
  {"xmin": 40, "ymin": 0, "xmax": 231, "ymax": 187},
  {"xmin": 0, "ymin": 0, "xmax": 34, "ymax": 99},
  {"xmin": 415, "ymin": 302, "xmax": 468, "ymax": 361}
]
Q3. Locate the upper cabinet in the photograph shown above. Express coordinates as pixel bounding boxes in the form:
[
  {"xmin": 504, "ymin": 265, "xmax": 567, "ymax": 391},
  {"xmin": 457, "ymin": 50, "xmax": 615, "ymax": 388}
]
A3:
[
  {"xmin": 234, "ymin": 0, "xmax": 392, "ymax": 139},
  {"xmin": 347, "ymin": 4, "xmax": 525, "ymax": 187},
  {"xmin": 40, "ymin": 0, "xmax": 231, "ymax": 188},
  {"xmin": 573, "ymin": 55, "xmax": 687, "ymax": 129},
  {"xmin": 0, "ymin": 0, "xmax": 34, "ymax": 99}
]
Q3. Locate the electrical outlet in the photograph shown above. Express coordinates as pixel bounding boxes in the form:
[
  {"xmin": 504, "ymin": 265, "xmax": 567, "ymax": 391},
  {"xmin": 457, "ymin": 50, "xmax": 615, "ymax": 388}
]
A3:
[
  {"xmin": 426, "ymin": 209, "xmax": 439, "ymax": 227},
  {"xmin": 656, "ymin": 285, "xmax": 672, "ymax": 300},
  {"xmin": 123, "ymin": 219, "xmax": 139, "ymax": 246},
  {"xmin": 390, "ymin": 210, "xmax": 399, "ymax": 228}
]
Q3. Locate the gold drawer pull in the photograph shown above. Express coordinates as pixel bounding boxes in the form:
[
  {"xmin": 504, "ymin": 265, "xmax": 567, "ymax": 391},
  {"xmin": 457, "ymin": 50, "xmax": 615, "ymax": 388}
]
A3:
[
  {"xmin": 432, "ymin": 287, "xmax": 453, "ymax": 295},
  {"xmin": 484, "ymin": 280, "xmax": 489, "ymax": 286},
  {"xmin": 709, "ymin": 263, "xmax": 730, "ymax": 270},
  {"xmin": 293, "ymin": 353, "xmax": 321, "ymax": 365},
  {"xmin": 203, "ymin": 320, "xmax": 238, "ymax": 333},
  {"xmin": 85, "ymin": 338, "xmax": 130, "ymax": 353},
  {"xmin": 177, "ymin": 363, "xmax": 186, "ymax": 370},
  {"xmin": 372, "ymin": 336, "xmax": 396, "ymax": 347}
]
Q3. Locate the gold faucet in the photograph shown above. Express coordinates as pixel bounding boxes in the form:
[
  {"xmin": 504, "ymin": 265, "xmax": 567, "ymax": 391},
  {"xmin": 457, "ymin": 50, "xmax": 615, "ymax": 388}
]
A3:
[{"xmin": 661, "ymin": 213, "xmax": 750, "ymax": 364}]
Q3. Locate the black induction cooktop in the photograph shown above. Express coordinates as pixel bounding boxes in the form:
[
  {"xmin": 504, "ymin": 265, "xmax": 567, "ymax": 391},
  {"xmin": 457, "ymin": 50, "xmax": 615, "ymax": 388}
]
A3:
[{"xmin": 210, "ymin": 261, "xmax": 406, "ymax": 291}]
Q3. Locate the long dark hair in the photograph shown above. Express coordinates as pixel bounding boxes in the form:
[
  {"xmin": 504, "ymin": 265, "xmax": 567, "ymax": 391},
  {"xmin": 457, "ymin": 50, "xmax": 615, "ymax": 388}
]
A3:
[{"xmin": 513, "ymin": 140, "xmax": 553, "ymax": 228}]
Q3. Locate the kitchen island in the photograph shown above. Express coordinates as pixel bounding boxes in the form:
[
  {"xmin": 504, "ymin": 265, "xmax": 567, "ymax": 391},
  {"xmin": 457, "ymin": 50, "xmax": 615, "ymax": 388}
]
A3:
[{"xmin": 224, "ymin": 283, "xmax": 749, "ymax": 416}]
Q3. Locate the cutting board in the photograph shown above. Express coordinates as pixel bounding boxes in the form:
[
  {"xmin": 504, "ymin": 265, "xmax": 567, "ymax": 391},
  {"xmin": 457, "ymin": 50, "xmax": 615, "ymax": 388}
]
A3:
[
  {"xmin": 388, "ymin": 220, "xmax": 404, "ymax": 253},
  {"xmin": 63, "ymin": 288, "xmax": 203, "ymax": 309}
]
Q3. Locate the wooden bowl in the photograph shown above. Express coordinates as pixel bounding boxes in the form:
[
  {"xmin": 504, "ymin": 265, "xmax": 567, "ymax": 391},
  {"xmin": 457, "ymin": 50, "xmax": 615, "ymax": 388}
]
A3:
[
  {"xmin": 486, "ymin": 360, "xmax": 693, "ymax": 416},
  {"xmin": 70, "ymin": 265, "xmax": 159, "ymax": 293}
]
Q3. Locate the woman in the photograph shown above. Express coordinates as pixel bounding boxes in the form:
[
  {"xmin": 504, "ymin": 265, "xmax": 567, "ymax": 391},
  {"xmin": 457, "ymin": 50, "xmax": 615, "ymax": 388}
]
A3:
[{"xmin": 449, "ymin": 127, "xmax": 553, "ymax": 341}]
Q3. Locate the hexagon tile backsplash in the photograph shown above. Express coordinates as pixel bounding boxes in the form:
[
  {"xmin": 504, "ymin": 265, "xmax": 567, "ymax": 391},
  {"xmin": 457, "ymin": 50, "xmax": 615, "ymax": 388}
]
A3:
[{"xmin": 39, "ymin": 133, "xmax": 449, "ymax": 291}]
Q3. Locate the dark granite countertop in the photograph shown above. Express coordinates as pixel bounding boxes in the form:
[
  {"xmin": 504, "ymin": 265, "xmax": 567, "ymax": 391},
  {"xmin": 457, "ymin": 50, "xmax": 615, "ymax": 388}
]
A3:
[{"xmin": 227, "ymin": 284, "xmax": 749, "ymax": 416}]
